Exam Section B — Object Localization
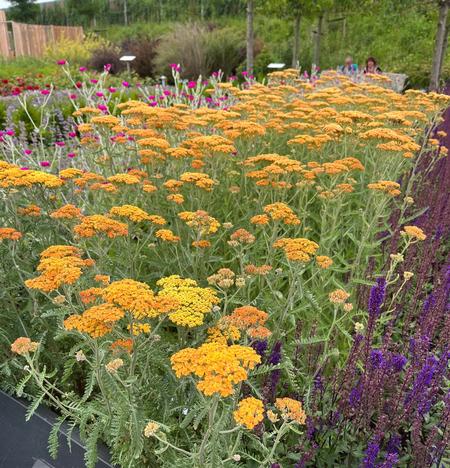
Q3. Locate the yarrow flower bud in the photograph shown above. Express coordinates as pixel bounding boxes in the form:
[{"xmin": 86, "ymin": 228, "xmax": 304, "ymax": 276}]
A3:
[
  {"xmin": 144, "ymin": 421, "xmax": 160, "ymax": 437},
  {"xmin": 390, "ymin": 253, "xmax": 404, "ymax": 262},
  {"xmin": 75, "ymin": 350, "xmax": 86, "ymax": 362},
  {"xmin": 105, "ymin": 358, "xmax": 124, "ymax": 374},
  {"xmin": 403, "ymin": 271, "xmax": 414, "ymax": 280}
]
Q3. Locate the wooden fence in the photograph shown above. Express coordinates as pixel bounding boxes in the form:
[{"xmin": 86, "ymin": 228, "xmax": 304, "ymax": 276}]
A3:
[{"xmin": 0, "ymin": 11, "xmax": 83, "ymax": 58}]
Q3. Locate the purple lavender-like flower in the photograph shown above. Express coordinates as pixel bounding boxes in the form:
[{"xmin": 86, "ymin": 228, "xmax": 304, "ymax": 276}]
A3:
[
  {"xmin": 263, "ymin": 341, "xmax": 282, "ymax": 402},
  {"xmin": 370, "ymin": 349, "xmax": 384, "ymax": 369},
  {"xmin": 404, "ymin": 355, "xmax": 438, "ymax": 408},
  {"xmin": 252, "ymin": 340, "xmax": 267, "ymax": 358},
  {"xmin": 389, "ymin": 353, "xmax": 407, "ymax": 372},
  {"xmin": 368, "ymin": 278, "xmax": 386, "ymax": 317},
  {"xmin": 377, "ymin": 453, "xmax": 399, "ymax": 468},
  {"xmin": 362, "ymin": 438, "xmax": 380, "ymax": 468},
  {"xmin": 349, "ymin": 382, "xmax": 362, "ymax": 408},
  {"xmin": 386, "ymin": 433, "xmax": 401, "ymax": 455}
]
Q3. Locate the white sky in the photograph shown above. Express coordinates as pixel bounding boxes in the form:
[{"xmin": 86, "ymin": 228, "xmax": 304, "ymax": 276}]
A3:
[{"xmin": 0, "ymin": 0, "xmax": 56, "ymax": 8}]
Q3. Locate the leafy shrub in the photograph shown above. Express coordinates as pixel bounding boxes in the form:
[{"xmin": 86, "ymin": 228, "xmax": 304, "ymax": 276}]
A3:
[
  {"xmin": 205, "ymin": 27, "xmax": 246, "ymax": 76},
  {"xmin": 88, "ymin": 46, "xmax": 124, "ymax": 75},
  {"xmin": 121, "ymin": 36, "xmax": 160, "ymax": 78},
  {"xmin": 44, "ymin": 33, "xmax": 110, "ymax": 66}
]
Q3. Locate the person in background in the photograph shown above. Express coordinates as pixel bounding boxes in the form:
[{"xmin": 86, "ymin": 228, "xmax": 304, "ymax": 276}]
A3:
[
  {"xmin": 339, "ymin": 56, "xmax": 358, "ymax": 74},
  {"xmin": 364, "ymin": 57, "xmax": 382, "ymax": 74}
]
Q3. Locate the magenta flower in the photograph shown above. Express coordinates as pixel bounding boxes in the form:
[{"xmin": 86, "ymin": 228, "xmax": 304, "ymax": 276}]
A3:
[
  {"xmin": 69, "ymin": 94, "xmax": 77, "ymax": 99},
  {"xmin": 79, "ymin": 66, "xmax": 87, "ymax": 72},
  {"xmin": 108, "ymin": 87, "xmax": 116, "ymax": 93},
  {"xmin": 20, "ymin": 167, "xmax": 29, "ymax": 170},
  {"xmin": 122, "ymin": 81, "xmax": 130, "ymax": 88},
  {"xmin": 187, "ymin": 81, "xmax": 196, "ymax": 89},
  {"xmin": 96, "ymin": 92, "xmax": 105, "ymax": 97},
  {"xmin": 242, "ymin": 71, "xmax": 248, "ymax": 76},
  {"xmin": 170, "ymin": 63, "xmax": 181, "ymax": 72},
  {"xmin": 55, "ymin": 141, "xmax": 65, "ymax": 147},
  {"xmin": 57, "ymin": 60, "xmax": 67, "ymax": 65},
  {"xmin": 6, "ymin": 130, "xmax": 14, "ymax": 136},
  {"xmin": 40, "ymin": 161, "xmax": 50, "ymax": 167},
  {"xmin": 98, "ymin": 104, "xmax": 108, "ymax": 112},
  {"xmin": 40, "ymin": 89, "xmax": 50, "ymax": 95},
  {"xmin": 24, "ymin": 149, "xmax": 32, "ymax": 155},
  {"xmin": 90, "ymin": 79, "xmax": 98, "ymax": 84},
  {"xmin": 68, "ymin": 131, "xmax": 77, "ymax": 138},
  {"xmin": 104, "ymin": 64, "xmax": 112, "ymax": 72},
  {"xmin": 163, "ymin": 90, "xmax": 171, "ymax": 96},
  {"xmin": 67, "ymin": 152, "xmax": 76, "ymax": 158}
]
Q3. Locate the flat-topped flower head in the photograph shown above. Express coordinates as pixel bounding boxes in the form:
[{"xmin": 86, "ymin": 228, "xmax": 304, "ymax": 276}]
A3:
[
  {"xmin": 273, "ymin": 237, "xmax": 319, "ymax": 263},
  {"xmin": 11, "ymin": 337, "xmax": 39, "ymax": 355},
  {"xmin": 74, "ymin": 215, "xmax": 128, "ymax": 238},
  {"xmin": 234, "ymin": 397, "xmax": 264, "ymax": 429},
  {"xmin": 171, "ymin": 341, "xmax": 260, "ymax": 397},
  {"xmin": 401, "ymin": 225, "xmax": 426, "ymax": 241}
]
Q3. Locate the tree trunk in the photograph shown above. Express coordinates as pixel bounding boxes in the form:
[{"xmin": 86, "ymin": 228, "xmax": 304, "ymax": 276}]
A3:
[
  {"xmin": 292, "ymin": 13, "xmax": 301, "ymax": 68},
  {"xmin": 438, "ymin": 14, "xmax": 449, "ymax": 81},
  {"xmin": 246, "ymin": 0, "xmax": 254, "ymax": 74},
  {"xmin": 430, "ymin": 0, "xmax": 450, "ymax": 91},
  {"xmin": 313, "ymin": 15, "xmax": 323, "ymax": 67},
  {"xmin": 123, "ymin": 0, "xmax": 128, "ymax": 26}
]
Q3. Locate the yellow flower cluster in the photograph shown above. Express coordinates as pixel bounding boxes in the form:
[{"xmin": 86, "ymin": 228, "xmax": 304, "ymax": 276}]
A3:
[
  {"xmin": 18, "ymin": 204, "xmax": 41, "ymax": 217},
  {"xmin": 101, "ymin": 279, "xmax": 178, "ymax": 319},
  {"xmin": 11, "ymin": 337, "xmax": 39, "ymax": 355},
  {"xmin": 273, "ymin": 237, "xmax": 320, "ymax": 263},
  {"xmin": 262, "ymin": 202, "xmax": 301, "ymax": 225},
  {"xmin": 170, "ymin": 341, "xmax": 260, "ymax": 396},
  {"xmin": 224, "ymin": 305, "xmax": 271, "ymax": 340},
  {"xmin": 157, "ymin": 275, "xmax": 220, "ymax": 327},
  {"xmin": 275, "ymin": 398, "xmax": 306, "ymax": 424},
  {"xmin": 73, "ymin": 214, "xmax": 129, "ymax": 238},
  {"xmin": 328, "ymin": 289, "xmax": 351, "ymax": 304},
  {"xmin": 367, "ymin": 180, "xmax": 401, "ymax": 197},
  {"xmin": 179, "ymin": 172, "xmax": 215, "ymax": 191},
  {"xmin": 25, "ymin": 245, "xmax": 90, "ymax": 292},
  {"xmin": 401, "ymin": 225, "xmax": 427, "ymax": 241},
  {"xmin": 109, "ymin": 204, "xmax": 151, "ymax": 222},
  {"xmin": 155, "ymin": 229, "xmax": 180, "ymax": 242},
  {"xmin": 0, "ymin": 162, "xmax": 63, "ymax": 188},
  {"xmin": 64, "ymin": 303, "xmax": 125, "ymax": 338},
  {"xmin": 233, "ymin": 397, "xmax": 265, "ymax": 429},
  {"xmin": 0, "ymin": 227, "xmax": 22, "ymax": 240},
  {"xmin": 178, "ymin": 210, "xmax": 220, "ymax": 236},
  {"xmin": 50, "ymin": 204, "xmax": 83, "ymax": 219}
]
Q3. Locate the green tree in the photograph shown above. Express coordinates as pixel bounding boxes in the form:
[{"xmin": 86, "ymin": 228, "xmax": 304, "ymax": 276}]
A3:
[{"xmin": 8, "ymin": 0, "xmax": 39, "ymax": 23}]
